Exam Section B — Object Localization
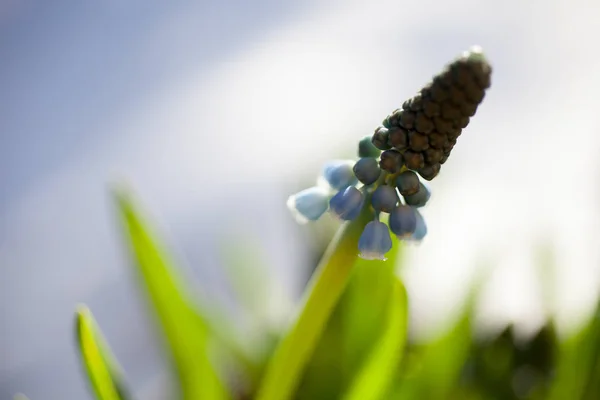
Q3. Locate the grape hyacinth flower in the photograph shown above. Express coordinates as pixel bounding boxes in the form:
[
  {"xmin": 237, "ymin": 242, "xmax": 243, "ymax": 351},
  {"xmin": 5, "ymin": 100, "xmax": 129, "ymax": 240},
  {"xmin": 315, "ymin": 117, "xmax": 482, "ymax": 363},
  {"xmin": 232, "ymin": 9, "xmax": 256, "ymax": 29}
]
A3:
[
  {"xmin": 410, "ymin": 208, "xmax": 428, "ymax": 241},
  {"xmin": 329, "ymin": 186, "xmax": 365, "ymax": 221},
  {"xmin": 322, "ymin": 160, "xmax": 358, "ymax": 190},
  {"xmin": 287, "ymin": 187, "xmax": 330, "ymax": 224},
  {"xmin": 358, "ymin": 220, "xmax": 393, "ymax": 260},
  {"xmin": 371, "ymin": 185, "xmax": 399, "ymax": 213},
  {"xmin": 389, "ymin": 205, "xmax": 418, "ymax": 238},
  {"xmin": 287, "ymin": 46, "xmax": 491, "ymax": 260}
]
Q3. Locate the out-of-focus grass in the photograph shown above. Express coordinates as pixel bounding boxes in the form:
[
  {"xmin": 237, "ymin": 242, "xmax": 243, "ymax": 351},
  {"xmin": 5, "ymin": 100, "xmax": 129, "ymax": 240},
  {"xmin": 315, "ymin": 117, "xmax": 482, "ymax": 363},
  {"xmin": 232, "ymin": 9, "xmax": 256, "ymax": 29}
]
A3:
[
  {"xmin": 75, "ymin": 305, "xmax": 129, "ymax": 400},
  {"xmin": 256, "ymin": 194, "xmax": 378, "ymax": 400},
  {"xmin": 113, "ymin": 189, "xmax": 228, "ymax": 400},
  {"xmin": 343, "ymin": 277, "xmax": 408, "ymax": 400},
  {"xmin": 390, "ymin": 285, "xmax": 475, "ymax": 400},
  {"xmin": 548, "ymin": 300, "xmax": 600, "ymax": 400},
  {"xmin": 66, "ymin": 187, "xmax": 600, "ymax": 400},
  {"xmin": 296, "ymin": 225, "xmax": 404, "ymax": 400}
]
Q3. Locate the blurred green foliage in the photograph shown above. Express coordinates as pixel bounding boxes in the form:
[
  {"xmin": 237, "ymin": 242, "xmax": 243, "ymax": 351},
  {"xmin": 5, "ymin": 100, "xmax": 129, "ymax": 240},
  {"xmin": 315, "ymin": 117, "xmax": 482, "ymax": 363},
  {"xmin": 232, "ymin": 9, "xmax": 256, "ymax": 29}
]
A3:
[
  {"xmin": 64, "ymin": 189, "xmax": 600, "ymax": 400},
  {"xmin": 75, "ymin": 305, "xmax": 130, "ymax": 400},
  {"xmin": 115, "ymin": 190, "xmax": 228, "ymax": 400}
]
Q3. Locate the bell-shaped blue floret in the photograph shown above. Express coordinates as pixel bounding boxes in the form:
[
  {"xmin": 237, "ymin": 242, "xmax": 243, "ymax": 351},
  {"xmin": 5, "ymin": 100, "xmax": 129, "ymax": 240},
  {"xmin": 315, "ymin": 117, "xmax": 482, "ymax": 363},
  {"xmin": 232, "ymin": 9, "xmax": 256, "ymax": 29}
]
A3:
[
  {"xmin": 358, "ymin": 220, "xmax": 393, "ymax": 260},
  {"xmin": 329, "ymin": 186, "xmax": 364, "ymax": 220},
  {"xmin": 322, "ymin": 160, "xmax": 358, "ymax": 190},
  {"xmin": 287, "ymin": 186, "xmax": 330, "ymax": 223},
  {"xmin": 389, "ymin": 205, "xmax": 417, "ymax": 238},
  {"xmin": 371, "ymin": 185, "xmax": 399, "ymax": 213},
  {"xmin": 410, "ymin": 209, "xmax": 427, "ymax": 240}
]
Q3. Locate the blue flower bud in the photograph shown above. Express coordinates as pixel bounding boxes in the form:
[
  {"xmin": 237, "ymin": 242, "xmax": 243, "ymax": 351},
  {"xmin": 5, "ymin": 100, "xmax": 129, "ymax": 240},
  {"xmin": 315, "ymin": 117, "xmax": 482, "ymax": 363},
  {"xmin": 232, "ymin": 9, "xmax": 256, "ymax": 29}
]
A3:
[
  {"xmin": 322, "ymin": 160, "xmax": 358, "ymax": 190},
  {"xmin": 404, "ymin": 183, "xmax": 431, "ymax": 207},
  {"xmin": 353, "ymin": 158, "xmax": 381, "ymax": 185},
  {"xmin": 389, "ymin": 205, "xmax": 417, "ymax": 238},
  {"xmin": 371, "ymin": 185, "xmax": 399, "ymax": 213},
  {"xmin": 409, "ymin": 209, "xmax": 427, "ymax": 241},
  {"xmin": 329, "ymin": 186, "xmax": 365, "ymax": 220},
  {"xmin": 358, "ymin": 220, "xmax": 392, "ymax": 260},
  {"xmin": 287, "ymin": 187, "xmax": 330, "ymax": 223}
]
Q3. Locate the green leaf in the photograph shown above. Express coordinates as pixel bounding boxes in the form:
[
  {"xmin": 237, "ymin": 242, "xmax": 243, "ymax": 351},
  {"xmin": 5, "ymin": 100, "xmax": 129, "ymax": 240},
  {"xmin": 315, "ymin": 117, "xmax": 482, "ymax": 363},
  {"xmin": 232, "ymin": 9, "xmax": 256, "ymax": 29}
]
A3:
[
  {"xmin": 256, "ymin": 196, "xmax": 374, "ymax": 400},
  {"xmin": 583, "ymin": 325, "xmax": 600, "ymax": 400},
  {"xmin": 75, "ymin": 305, "xmax": 130, "ymax": 400},
  {"xmin": 548, "ymin": 301, "xmax": 600, "ymax": 400},
  {"xmin": 341, "ymin": 228, "xmax": 403, "ymax": 382},
  {"xmin": 295, "ymin": 227, "xmax": 403, "ymax": 400},
  {"xmin": 390, "ymin": 284, "xmax": 478, "ymax": 400},
  {"xmin": 343, "ymin": 277, "xmax": 409, "ymax": 400},
  {"xmin": 114, "ymin": 189, "xmax": 228, "ymax": 400}
]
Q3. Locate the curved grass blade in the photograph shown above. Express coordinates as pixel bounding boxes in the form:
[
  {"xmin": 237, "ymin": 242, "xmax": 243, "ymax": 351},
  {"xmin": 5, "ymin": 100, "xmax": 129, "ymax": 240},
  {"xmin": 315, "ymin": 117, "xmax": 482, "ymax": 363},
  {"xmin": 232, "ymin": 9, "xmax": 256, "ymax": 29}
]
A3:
[
  {"xmin": 343, "ymin": 277, "xmax": 408, "ymax": 400},
  {"xmin": 114, "ymin": 189, "xmax": 227, "ymax": 400},
  {"xmin": 75, "ymin": 305, "xmax": 130, "ymax": 400},
  {"xmin": 256, "ymin": 197, "xmax": 374, "ymax": 400}
]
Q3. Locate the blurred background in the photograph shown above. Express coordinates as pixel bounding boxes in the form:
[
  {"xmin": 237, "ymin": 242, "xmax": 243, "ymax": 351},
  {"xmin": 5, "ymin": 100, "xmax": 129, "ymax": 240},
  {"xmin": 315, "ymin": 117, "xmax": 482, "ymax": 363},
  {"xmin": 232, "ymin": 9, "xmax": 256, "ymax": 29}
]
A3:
[{"xmin": 2, "ymin": 0, "xmax": 600, "ymax": 398}]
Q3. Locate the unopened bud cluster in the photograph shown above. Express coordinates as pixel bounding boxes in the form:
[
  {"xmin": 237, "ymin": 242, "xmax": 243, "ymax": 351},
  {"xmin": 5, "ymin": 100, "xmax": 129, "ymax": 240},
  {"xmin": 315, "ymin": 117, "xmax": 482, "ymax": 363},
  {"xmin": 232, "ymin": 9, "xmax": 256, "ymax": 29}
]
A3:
[{"xmin": 373, "ymin": 46, "xmax": 491, "ymax": 181}]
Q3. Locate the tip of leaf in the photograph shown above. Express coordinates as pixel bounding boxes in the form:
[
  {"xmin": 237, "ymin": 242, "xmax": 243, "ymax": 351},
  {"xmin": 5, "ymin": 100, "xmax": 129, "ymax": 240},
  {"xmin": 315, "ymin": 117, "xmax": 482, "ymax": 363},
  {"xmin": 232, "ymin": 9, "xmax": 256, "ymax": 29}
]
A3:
[
  {"xmin": 110, "ymin": 184, "xmax": 143, "ymax": 235},
  {"xmin": 76, "ymin": 303, "xmax": 90, "ymax": 315},
  {"xmin": 75, "ymin": 303, "xmax": 90, "ymax": 335},
  {"xmin": 110, "ymin": 182, "xmax": 135, "ymax": 210},
  {"xmin": 109, "ymin": 177, "xmax": 133, "ymax": 197}
]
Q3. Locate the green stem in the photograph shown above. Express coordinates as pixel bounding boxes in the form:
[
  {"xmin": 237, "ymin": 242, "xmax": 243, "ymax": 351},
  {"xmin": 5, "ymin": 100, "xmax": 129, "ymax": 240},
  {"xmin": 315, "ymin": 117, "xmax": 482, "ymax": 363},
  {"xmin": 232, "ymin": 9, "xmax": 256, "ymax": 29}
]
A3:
[{"xmin": 256, "ymin": 198, "xmax": 373, "ymax": 400}]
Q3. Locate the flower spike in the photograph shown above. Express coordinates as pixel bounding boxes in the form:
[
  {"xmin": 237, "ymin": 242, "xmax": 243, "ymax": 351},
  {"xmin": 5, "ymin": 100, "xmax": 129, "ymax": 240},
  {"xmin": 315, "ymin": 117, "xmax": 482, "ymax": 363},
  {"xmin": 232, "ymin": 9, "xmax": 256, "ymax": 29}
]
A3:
[{"xmin": 287, "ymin": 46, "xmax": 491, "ymax": 258}]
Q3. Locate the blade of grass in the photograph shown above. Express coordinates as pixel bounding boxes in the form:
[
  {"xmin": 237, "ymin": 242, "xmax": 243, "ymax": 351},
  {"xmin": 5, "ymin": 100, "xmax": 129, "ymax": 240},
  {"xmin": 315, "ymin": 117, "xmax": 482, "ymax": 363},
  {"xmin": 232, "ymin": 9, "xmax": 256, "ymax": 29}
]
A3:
[
  {"xmin": 75, "ymin": 305, "xmax": 130, "ymax": 400},
  {"xmin": 114, "ymin": 188, "xmax": 228, "ymax": 400},
  {"xmin": 296, "ymin": 232, "xmax": 403, "ymax": 399},
  {"xmin": 548, "ymin": 301, "xmax": 600, "ymax": 400},
  {"xmin": 582, "ymin": 315, "xmax": 600, "ymax": 400},
  {"xmin": 256, "ymin": 197, "xmax": 374, "ymax": 400},
  {"xmin": 341, "ymin": 227, "xmax": 403, "ymax": 383},
  {"xmin": 343, "ymin": 277, "xmax": 408, "ymax": 400},
  {"xmin": 295, "ymin": 309, "xmax": 346, "ymax": 400},
  {"xmin": 390, "ymin": 280, "xmax": 479, "ymax": 400}
]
